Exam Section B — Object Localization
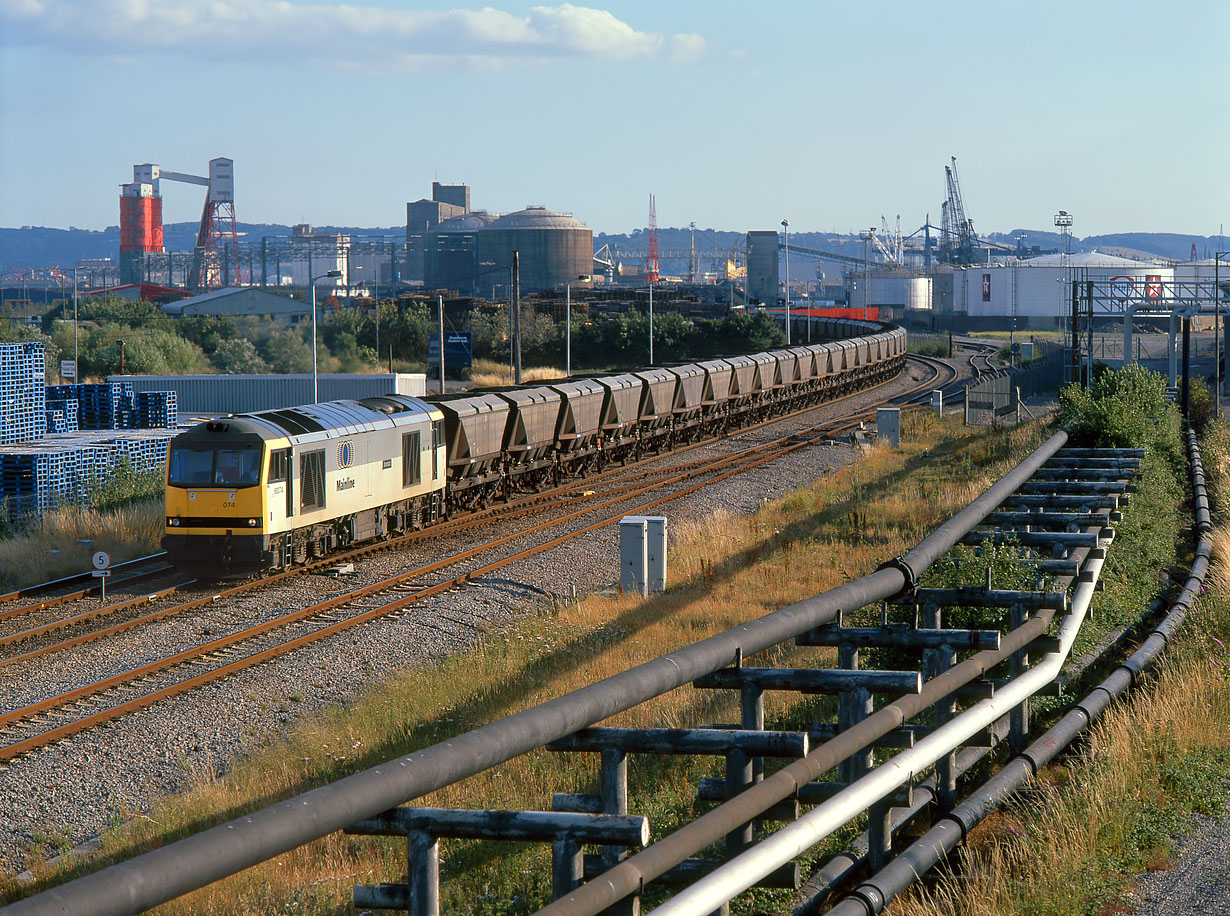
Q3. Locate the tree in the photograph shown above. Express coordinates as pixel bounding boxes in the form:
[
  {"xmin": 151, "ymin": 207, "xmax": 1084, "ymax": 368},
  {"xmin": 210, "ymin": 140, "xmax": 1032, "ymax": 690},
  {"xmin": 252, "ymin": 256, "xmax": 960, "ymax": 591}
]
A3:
[
  {"xmin": 0, "ymin": 320, "xmax": 61, "ymax": 378},
  {"xmin": 260, "ymin": 325, "xmax": 315, "ymax": 374},
  {"xmin": 213, "ymin": 338, "xmax": 270, "ymax": 374}
]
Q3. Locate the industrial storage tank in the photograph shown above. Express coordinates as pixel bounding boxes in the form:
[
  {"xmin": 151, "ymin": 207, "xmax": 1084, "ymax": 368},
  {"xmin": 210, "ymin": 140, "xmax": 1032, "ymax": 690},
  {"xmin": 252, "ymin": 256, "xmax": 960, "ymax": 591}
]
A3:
[
  {"xmin": 477, "ymin": 206, "xmax": 593, "ymax": 295},
  {"xmin": 858, "ymin": 270, "xmax": 933, "ymax": 312},
  {"xmin": 425, "ymin": 211, "xmax": 494, "ymax": 295},
  {"xmin": 955, "ymin": 252, "xmax": 1173, "ymax": 319}
]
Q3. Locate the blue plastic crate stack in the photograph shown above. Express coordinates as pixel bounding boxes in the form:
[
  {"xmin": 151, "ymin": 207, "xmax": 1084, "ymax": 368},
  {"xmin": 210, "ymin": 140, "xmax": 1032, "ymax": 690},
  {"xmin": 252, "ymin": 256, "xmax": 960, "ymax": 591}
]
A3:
[
  {"xmin": 46, "ymin": 382, "xmax": 138, "ymax": 430},
  {"xmin": 1, "ymin": 342, "xmax": 47, "ymax": 446},
  {"xmin": 0, "ymin": 346, "xmax": 184, "ymax": 523},
  {"xmin": 135, "ymin": 390, "xmax": 177, "ymax": 428},
  {"xmin": 45, "ymin": 397, "xmax": 79, "ymax": 434}
]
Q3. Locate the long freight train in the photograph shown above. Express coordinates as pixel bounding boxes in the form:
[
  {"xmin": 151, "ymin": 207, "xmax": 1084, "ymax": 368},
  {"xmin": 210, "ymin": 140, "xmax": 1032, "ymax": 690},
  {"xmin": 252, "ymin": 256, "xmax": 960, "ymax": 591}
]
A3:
[{"xmin": 162, "ymin": 319, "xmax": 906, "ymax": 576}]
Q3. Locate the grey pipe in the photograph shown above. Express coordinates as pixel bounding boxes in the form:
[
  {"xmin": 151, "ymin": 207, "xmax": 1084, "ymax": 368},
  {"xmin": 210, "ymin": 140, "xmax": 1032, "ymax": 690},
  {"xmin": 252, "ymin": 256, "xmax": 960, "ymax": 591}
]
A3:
[
  {"xmin": 651, "ymin": 527, "xmax": 1106, "ymax": 916},
  {"xmin": 791, "ymin": 745, "xmax": 992, "ymax": 915},
  {"xmin": 2, "ymin": 435, "xmax": 1068, "ymax": 916},
  {"xmin": 830, "ymin": 427, "xmax": 1211, "ymax": 916}
]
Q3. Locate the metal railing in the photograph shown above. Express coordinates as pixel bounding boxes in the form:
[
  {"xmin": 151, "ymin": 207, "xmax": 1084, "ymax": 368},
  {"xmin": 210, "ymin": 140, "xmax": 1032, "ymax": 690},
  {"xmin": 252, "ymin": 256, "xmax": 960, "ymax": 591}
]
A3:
[{"xmin": 965, "ymin": 346, "xmax": 1066, "ymax": 422}]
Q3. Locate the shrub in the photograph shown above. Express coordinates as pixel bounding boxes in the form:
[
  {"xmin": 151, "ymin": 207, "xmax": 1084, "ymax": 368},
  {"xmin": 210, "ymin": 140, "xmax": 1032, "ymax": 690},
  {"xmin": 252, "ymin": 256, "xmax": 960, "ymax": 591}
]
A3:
[
  {"xmin": 213, "ymin": 338, "xmax": 270, "ymax": 374},
  {"xmin": 1187, "ymin": 379, "xmax": 1214, "ymax": 433},
  {"xmin": 90, "ymin": 459, "xmax": 164, "ymax": 511},
  {"xmin": 1057, "ymin": 364, "xmax": 1182, "ymax": 465}
]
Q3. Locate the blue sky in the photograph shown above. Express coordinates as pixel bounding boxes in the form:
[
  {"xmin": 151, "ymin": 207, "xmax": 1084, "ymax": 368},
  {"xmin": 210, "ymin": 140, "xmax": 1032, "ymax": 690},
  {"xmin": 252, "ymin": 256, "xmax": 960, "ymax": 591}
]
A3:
[{"xmin": 2, "ymin": 0, "xmax": 1227, "ymax": 239}]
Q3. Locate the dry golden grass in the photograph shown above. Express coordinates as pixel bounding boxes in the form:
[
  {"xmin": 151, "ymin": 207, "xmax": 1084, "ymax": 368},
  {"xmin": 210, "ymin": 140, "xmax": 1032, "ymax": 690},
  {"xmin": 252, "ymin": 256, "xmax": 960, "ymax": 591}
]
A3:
[
  {"xmin": 887, "ymin": 482, "xmax": 1230, "ymax": 916},
  {"xmin": 466, "ymin": 357, "xmax": 565, "ymax": 388},
  {"xmin": 5, "ymin": 414, "xmax": 1059, "ymax": 913},
  {"xmin": 0, "ymin": 500, "xmax": 163, "ymax": 590}
]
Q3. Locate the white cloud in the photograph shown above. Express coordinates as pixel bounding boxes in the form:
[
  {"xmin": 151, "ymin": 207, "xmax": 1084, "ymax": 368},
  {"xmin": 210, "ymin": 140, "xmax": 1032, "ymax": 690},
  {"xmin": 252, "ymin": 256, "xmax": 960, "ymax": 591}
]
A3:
[
  {"xmin": 0, "ymin": 0, "xmax": 697, "ymax": 69},
  {"xmin": 668, "ymin": 32, "xmax": 706, "ymax": 63}
]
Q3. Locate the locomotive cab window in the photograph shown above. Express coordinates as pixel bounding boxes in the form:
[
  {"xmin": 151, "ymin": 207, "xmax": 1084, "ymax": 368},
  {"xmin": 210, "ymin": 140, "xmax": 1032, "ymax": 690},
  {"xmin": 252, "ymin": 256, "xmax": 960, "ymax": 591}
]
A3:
[
  {"xmin": 269, "ymin": 448, "xmax": 290, "ymax": 483},
  {"xmin": 300, "ymin": 450, "xmax": 326, "ymax": 511},
  {"xmin": 168, "ymin": 443, "xmax": 262, "ymax": 488},
  {"xmin": 403, "ymin": 431, "xmax": 421, "ymax": 487}
]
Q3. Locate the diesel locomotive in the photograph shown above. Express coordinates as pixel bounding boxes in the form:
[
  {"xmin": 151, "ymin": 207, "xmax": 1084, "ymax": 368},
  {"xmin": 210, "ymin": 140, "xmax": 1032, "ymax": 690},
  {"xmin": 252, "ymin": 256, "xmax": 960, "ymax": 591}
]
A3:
[{"xmin": 162, "ymin": 319, "xmax": 906, "ymax": 577}]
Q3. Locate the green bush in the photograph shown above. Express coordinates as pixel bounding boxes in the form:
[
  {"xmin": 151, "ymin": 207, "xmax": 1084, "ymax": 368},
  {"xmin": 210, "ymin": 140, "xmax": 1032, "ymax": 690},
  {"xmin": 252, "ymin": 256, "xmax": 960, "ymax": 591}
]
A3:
[
  {"xmin": 1187, "ymin": 379, "xmax": 1214, "ymax": 433},
  {"xmin": 213, "ymin": 338, "xmax": 270, "ymax": 374},
  {"xmin": 89, "ymin": 459, "xmax": 164, "ymax": 511},
  {"xmin": 1057, "ymin": 364, "xmax": 1182, "ymax": 465}
]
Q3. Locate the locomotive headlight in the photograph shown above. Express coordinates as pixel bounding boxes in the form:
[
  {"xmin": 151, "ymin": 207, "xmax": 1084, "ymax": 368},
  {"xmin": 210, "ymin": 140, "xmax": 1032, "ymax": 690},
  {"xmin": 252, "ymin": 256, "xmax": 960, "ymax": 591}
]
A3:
[
  {"xmin": 169, "ymin": 517, "xmax": 181, "ymax": 527},
  {"xmin": 247, "ymin": 518, "xmax": 258, "ymax": 527}
]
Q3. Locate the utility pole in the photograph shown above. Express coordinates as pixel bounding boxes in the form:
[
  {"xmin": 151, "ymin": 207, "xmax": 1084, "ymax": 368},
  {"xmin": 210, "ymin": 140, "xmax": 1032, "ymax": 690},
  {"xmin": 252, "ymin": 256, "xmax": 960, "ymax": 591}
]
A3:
[
  {"xmin": 438, "ymin": 294, "xmax": 446, "ymax": 395},
  {"xmin": 648, "ymin": 283, "xmax": 654, "ymax": 365},
  {"xmin": 513, "ymin": 250, "xmax": 521, "ymax": 385},
  {"xmin": 782, "ymin": 219, "xmax": 790, "ymax": 345},
  {"xmin": 688, "ymin": 221, "xmax": 696, "ymax": 284}
]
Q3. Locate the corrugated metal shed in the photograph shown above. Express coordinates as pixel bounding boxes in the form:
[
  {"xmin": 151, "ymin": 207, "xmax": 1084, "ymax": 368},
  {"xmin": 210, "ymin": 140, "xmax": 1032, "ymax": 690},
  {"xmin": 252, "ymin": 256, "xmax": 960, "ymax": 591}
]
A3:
[
  {"xmin": 108, "ymin": 373, "xmax": 426, "ymax": 415},
  {"xmin": 160, "ymin": 287, "xmax": 311, "ymax": 319}
]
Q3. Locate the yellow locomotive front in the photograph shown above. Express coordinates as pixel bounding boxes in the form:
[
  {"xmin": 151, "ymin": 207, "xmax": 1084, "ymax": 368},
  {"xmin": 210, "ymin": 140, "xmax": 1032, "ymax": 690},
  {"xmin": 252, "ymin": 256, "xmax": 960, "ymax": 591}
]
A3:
[{"xmin": 163, "ymin": 420, "xmax": 269, "ymax": 576}]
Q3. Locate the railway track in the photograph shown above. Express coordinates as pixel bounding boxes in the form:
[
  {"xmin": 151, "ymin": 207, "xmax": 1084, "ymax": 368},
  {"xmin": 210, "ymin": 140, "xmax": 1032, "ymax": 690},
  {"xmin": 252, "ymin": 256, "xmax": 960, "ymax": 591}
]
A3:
[
  {"xmin": 6, "ymin": 414, "xmax": 1199, "ymax": 916},
  {"xmin": 0, "ymin": 356, "xmax": 952, "ymax": 763},
  {"xmin": 0, "ymin": 353, "xmax": 952, "ymax": 653}
]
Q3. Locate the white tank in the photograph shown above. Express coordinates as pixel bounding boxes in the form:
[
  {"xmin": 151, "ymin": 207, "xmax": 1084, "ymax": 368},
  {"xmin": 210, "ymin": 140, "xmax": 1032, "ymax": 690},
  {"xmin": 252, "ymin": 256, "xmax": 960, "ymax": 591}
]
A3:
[{"xmin": 865, "ymin": 274, "xmax": 931, "ymax": 310}]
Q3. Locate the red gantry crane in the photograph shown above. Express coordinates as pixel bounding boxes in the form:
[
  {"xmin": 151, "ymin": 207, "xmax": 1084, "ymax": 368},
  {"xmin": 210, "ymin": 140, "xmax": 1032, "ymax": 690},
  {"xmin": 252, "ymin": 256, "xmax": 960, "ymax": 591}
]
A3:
[{"xmin": 120, "ymin": 158, "xmax": 240, "ymax": 291}]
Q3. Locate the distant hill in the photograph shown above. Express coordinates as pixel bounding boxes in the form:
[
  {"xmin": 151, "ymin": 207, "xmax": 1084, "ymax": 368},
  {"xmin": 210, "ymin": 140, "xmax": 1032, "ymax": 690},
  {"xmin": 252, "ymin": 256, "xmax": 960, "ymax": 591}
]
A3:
[
  {"xmin": 985, "ymin": 230, "xmax": 1225, "ymax": 261},
  {"xmin": 0, "ymin": 222, "xmax": 405, "ymax": 274}
]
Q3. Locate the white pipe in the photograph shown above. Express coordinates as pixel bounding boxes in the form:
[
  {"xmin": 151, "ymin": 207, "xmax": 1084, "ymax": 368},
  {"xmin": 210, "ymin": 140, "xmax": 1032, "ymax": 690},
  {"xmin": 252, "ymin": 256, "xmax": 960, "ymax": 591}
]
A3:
[{"xmin": 653, "ymin": 548, "xmax": 1107, "ymax": 916}]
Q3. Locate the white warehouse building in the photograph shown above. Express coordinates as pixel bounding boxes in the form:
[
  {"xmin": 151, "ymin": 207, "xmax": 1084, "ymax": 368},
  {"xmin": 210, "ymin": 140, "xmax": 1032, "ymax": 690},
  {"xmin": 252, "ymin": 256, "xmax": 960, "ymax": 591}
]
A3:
[{"xmin": 950, "ymin": 251, "xmax": 1173, "ymax": 318}]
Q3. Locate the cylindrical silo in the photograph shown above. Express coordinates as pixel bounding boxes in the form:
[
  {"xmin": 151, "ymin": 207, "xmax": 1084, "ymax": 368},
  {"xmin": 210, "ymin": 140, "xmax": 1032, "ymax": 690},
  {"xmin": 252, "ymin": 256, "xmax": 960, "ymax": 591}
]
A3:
[
  {"xmin": 477, "ymin": 207, "xmax": 593, "ymax": 294},
  {"xmin": 425, "ymin": 211, "xmax": 493, "ymax": 295}
]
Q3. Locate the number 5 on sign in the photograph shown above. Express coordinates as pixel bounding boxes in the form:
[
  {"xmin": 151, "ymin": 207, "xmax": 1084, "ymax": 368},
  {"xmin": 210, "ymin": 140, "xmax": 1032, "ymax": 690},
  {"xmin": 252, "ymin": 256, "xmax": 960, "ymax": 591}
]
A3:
[{"xmin": 91, "ymin": 550, "xmax": 111, "ymax": 599}]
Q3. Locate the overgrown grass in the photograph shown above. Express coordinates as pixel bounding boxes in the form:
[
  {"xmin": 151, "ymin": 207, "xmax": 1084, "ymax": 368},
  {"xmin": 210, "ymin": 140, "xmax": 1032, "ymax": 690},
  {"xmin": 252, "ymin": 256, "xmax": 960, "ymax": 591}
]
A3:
[
  {"xmin": 885, "ymin": 394, "xmax": 1220, "ymax": 916},
  {"xmin": 466, "ymin": 357, "xmax": 566, "ymax": 388},
  {"xmin": 890, "ymin": 529, "xmax": 1230, "ymax": 916},
  {"xmin": 907, "ymin": 333, "xmax": 950, "ymax": 358},
  {"xmin": 0, "ymin": 499, "xmax": 163, "ymax": 591}
]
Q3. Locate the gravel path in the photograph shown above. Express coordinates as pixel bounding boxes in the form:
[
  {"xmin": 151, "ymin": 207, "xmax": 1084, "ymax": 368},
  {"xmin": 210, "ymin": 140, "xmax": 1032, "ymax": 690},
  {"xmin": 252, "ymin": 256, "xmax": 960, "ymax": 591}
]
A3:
[
  {"xmin": 0, "ymin": 361, "xmax": 941, "ymax": 876},
  {"xmin": 1126, "ymin": 814, "xmax": 1230, "ymax": 915}
]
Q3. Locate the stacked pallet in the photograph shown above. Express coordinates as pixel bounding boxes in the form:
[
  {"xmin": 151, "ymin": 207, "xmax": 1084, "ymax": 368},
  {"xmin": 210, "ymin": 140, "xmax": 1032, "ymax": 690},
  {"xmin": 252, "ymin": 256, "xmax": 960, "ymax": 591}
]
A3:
[
  {"xmin": 0, "ymin": 430, "xmax": 181, "ymax": 522},
  {"xmin": 0, "ymin": 440, "xmax": 88, "ymax": 516},
  {"xmin": 0, "ymin": 357, "xmax": 183, "ymax": 521},
  {"xmin": 0, "ymin": 343, "xmax": 46, "ymax": 446},
  {"xmin": 134, "ymin": 390, "xmax": 177, "ymax": 428},
  {"xmin": 46, "ymin": 382, "xmax": 141, "ymax": 431},
  {"xmin": 46, "ymin": 397, "xmax": 80, "ymax": 434}
]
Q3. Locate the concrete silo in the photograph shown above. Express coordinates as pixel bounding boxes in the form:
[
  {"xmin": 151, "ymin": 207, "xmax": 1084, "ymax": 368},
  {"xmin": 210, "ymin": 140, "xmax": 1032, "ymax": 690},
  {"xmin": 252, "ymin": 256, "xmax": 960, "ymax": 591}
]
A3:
[
  {"xmin": 425, "ymin": 211, "xmax": 494, "ymax": 295},
  {"xmin": 746, "ymin": 230, "xmax": 780, "ymax": 307},
  {"xmin": 477, "ymin": 207, "xmax": 593, "ymax": 295}
]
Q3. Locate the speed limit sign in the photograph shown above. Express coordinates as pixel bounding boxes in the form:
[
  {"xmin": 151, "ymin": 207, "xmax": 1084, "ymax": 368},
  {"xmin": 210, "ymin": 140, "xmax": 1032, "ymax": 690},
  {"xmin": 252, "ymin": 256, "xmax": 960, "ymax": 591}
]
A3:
[{"xmin": 92, "ymin": 550, "xmax": 111, "ymax": 571}]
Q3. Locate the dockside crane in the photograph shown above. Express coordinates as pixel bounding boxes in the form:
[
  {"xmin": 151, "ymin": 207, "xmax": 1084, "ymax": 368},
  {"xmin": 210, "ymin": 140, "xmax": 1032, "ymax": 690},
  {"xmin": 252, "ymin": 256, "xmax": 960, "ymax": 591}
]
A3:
[{"xmin": 939, "ymin": 156, "xmax": 979, "ymax": 265}]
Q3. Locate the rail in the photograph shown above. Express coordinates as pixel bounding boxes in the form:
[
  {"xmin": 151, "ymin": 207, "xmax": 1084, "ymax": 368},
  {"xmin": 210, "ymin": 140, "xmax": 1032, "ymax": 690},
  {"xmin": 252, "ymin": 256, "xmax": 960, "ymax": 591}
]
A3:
[
  {"xmin": 7, "ymin": 400, "xmax": 1189, "ymax": 916},
  {"xmin": 2, "ymin": 429, "xmax": 1071, "ymax": 916}
]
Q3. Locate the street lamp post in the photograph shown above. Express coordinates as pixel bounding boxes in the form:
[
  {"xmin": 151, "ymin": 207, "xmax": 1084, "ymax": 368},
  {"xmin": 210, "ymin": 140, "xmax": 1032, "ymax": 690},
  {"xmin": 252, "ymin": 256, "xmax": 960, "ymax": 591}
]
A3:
[
  {"xmin": 565, "ymin": 275, "xmax": 590, "ymax": 377},
  {"xmin": 1217, "ymin": 251, "xmax": 1228, "ymax": 418},
  {"xmin": 782, "ymin": 219, "xmax": 790, "ymax": 345},
  {"xmin": 513, "ymin": 251, "xmax": 521, "ymax": 385},
  {"xmin": 310, "ymin": 269, "xmax": 342, "ymax": 403},
  {"xmin": 72, "ymin": 266, "xmax": 79, "ymax": 375},
  {"xmin": 648, "ymin": 282, "xmax": 654, "ymax": 365}
]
